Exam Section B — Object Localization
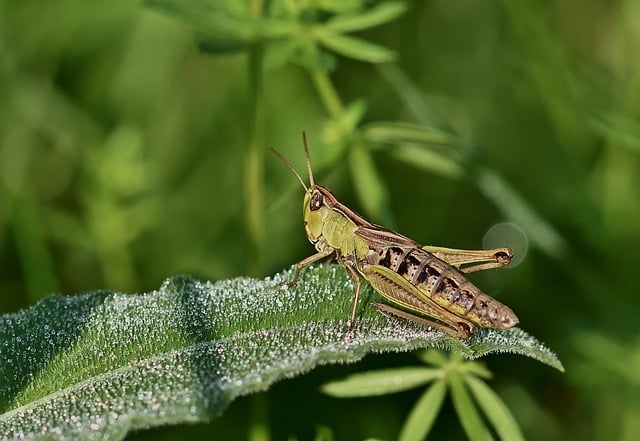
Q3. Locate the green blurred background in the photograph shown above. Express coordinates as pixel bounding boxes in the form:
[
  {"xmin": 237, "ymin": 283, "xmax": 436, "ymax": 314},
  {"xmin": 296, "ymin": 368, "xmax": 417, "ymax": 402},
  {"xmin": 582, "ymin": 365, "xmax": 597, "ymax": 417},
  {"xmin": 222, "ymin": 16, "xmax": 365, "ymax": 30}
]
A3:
[{"xmin": 1, "ymin": 0, "xmax": 639, "ymax": 440}]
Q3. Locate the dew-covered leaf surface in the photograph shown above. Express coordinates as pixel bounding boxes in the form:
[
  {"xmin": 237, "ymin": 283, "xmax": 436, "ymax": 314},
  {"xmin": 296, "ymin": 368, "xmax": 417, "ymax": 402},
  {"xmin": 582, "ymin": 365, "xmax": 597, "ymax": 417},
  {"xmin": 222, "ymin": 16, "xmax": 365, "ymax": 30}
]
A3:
[{"xmin": 0, "ymin": 265, "xmax": 562, "ymax": 440}]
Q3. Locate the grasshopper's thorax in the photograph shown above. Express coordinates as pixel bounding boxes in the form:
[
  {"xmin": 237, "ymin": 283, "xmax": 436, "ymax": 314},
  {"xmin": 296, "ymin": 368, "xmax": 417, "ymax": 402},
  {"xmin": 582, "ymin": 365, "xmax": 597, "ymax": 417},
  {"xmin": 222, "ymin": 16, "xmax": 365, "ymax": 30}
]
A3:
[{"xmin": 303, "ymin": 185, "xmax": 369, "ymax": 259}]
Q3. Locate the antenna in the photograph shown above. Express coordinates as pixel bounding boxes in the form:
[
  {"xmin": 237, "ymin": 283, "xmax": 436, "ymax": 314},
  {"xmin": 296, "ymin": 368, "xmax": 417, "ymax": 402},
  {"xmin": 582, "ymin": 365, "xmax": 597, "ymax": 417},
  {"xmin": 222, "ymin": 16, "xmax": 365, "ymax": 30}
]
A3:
[
  {"xmin": 302, "ymin": 132, "xmax": 315, "ymax": 187},
  {"xmin": 269, "ymin": 147, "xmax": 309, "ymax": 193}
]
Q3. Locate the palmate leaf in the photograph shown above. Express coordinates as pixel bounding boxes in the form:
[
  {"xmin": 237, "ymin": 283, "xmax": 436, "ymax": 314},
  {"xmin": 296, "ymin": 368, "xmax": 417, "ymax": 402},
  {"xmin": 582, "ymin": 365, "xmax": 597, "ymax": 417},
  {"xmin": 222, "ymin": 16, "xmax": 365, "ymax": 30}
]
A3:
[
  {"xmin": 0, "ymin": 265, "xmax": 562, "ymax": 440},
  {"xmin": 449, "ymin": 371, "xmax": 494, "ymax": 441},
  {"xmin": 314, "ymin": 29, "xmax": 396, "ymax": 63},
  {"xmin": 398, "ymin": 380, "xmax": 447, "ymax": 441},
  {"xmin": 320, "ymin": 367, "xmax": 441, "ymax": 397},
  {"xmin": 465, "ymin": 376, "xmax": 525, "ymax": 441},
  {"xmin": 325, "ymin": 2, "xmax": 408, "ymax": 32}
]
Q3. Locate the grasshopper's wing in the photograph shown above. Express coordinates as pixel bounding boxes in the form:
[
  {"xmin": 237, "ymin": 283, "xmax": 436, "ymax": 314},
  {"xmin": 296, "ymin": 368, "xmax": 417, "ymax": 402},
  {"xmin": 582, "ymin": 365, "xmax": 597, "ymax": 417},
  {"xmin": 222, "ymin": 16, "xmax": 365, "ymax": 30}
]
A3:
[
  {"xmin": 355, "ymin": 226, "xmax": 512, "ymax": 273},
  {"xmin": 353, "ymin": 224, "xmax": 419, "ymax": 249},
  {"xmin": 421, "ymin": 245, "xmax": 512, "ymax": 273}
]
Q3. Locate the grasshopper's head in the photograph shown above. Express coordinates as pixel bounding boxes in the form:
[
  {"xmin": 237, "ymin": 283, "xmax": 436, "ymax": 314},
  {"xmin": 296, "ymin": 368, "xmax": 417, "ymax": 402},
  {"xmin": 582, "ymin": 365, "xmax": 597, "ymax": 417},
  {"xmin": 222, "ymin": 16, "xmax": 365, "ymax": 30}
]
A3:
[
  {"xmin": 303, "ymin": 184, "xmax": 340, "ymax": 242},
  {"xmin": 270, "ymin": 133, "xmax": 335, "ymax": 243}
]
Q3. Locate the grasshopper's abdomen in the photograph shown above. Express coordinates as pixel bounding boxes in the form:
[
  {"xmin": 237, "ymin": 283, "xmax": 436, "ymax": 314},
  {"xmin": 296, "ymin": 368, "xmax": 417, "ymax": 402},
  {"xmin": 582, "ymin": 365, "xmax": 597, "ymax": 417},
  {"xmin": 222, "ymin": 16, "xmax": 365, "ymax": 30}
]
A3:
[{"xmin": 370, "ymin": 246, "xmax": 518, "ymax": 329}]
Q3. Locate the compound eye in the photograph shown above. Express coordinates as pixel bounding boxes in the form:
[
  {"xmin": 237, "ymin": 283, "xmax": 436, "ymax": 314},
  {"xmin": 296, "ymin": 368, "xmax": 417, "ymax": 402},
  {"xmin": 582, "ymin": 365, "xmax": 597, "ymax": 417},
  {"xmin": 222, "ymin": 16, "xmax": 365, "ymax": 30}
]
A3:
[{"xmin": 310, "ymin": 191, "xmax": 323, "ymax": 211}]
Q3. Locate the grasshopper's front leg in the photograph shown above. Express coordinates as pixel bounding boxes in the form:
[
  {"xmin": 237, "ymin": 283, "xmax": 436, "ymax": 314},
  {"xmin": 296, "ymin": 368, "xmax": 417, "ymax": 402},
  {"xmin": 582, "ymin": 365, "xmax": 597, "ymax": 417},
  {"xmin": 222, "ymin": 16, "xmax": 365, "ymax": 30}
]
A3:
[
  {"xmin": 422, "ymin": 245, "xmax": 513, "ymax": 274},
  {"xmin": 289, "ymin": 249, "xmax": 334, "ymax": 287}
]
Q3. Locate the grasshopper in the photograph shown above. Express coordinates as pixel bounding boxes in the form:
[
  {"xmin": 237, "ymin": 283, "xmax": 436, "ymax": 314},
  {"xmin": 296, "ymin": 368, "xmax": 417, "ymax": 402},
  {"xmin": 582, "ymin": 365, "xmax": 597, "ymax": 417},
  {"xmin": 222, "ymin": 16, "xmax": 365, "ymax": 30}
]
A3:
[{"xmin": 271, "ymin": 135, "xmax": 519, "ymax": 338}]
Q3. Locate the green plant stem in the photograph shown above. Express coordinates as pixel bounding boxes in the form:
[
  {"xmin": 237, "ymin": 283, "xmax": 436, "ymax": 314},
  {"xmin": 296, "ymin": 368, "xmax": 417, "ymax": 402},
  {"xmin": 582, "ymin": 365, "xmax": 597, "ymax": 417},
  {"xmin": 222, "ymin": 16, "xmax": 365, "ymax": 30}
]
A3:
[
  {"xmin": 249, "ymin": 393, "xmax": 270, "ymax": 441},
  {"xmin": 249, "ymin": 0, "xmax": 263, "ymax": 16},
  {"xmin": 10, "ymin": 192, "xmax": 58, "ymax": 302},
  {"xmin": 246, "ymin": 4, "xmax": 269, "ymax": 439},
  {"xmin": 311, "ymin": 69, "xmax": 344, "ymax": 120},
  {"xmin": 245, "ymin": 43, "xmax": 265, "ymax": 277}
]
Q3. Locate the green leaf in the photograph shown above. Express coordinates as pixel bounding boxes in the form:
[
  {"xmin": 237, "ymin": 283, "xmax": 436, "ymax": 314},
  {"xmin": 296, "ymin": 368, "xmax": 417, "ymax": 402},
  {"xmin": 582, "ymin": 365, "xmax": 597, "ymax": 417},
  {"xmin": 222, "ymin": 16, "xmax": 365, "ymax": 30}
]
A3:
[
  {"xmin": 314, "ymin": 29, "xmax": 396, "ymax": 63},
  {"xmin": 264, "ymin": 39, "xmax": 300, "ymax": 70},
  {"xmin": 360, "ymin": 122, "xmax": 463, "ymax": 180},
  {"xmin": 313, "ymin": 0, "xmax": 364, "ymax": 14},
  {"xmin": 398, "ymin": 380, "xmax": 447, "ymax": 441},
  {"xmin": 391, "ymin": 143, "xmax": 465, "ymax": 179},
  {"xmin": 314, "ymin": 424, "xmax": 335, "ymax": 441},
  {"xmin": 147, "ymin": 0, "xmax": 296, "ymax": 54},
  {"xmin": 349, "ymin": 143, "xmax": 395, "ymax": 225},
  {"xmin": 465, "ymin": 376, "xmax": 525, "ymax": 441},
  {"xmin": 449, "ymin": 372, "xmax": 494, "ymax": 441},
  {"xmin": 146, "ymin": 0, "xmax": 248, "ymax": 35},
  {"xmin": 416, "ymin": 348, "xmax": 449, "ymax": 367},
  {"xmin": 377, "ymin": 63, "xmax": 449, "ymax": 128},
  {"xmin": 362, "ymin": 122, "xmax": 454, "ymax": 146},
  {"xmin": 0, "ymin": 265, "xmax": 561, "ymax": 440},
  {"xmin": 341, "ymin": 99, "xmax": 368, "ymax": 131},
  {"xmin": 459, "ymin": 360, "xmax": 493, "ymax": 380},
  {"xmin": 321, "ymin": 367, "xmax": 441, "ymax": 397},
  {"xmin": 474, "ymin": 168, "xmax": 566, "ymax": 257},
  {"xmin": 297, "ymin": 42, "xmax": 337, "ymax": 72},
  {"xmin": 591, "ymin": 111, "xmax": 640, "ymax": 153},
  {"xmin": 326, "ymin": 2, "xmax": 408, "ymax": 32}
]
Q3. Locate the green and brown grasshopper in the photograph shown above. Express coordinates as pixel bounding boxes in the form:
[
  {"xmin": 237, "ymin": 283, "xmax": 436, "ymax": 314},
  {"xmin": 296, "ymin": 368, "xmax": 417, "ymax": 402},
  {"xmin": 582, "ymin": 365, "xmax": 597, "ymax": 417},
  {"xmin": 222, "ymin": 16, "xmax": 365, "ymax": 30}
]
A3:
[{"xmin": 272, "ymin": 135, "xmax": 519, "ymax": 338}]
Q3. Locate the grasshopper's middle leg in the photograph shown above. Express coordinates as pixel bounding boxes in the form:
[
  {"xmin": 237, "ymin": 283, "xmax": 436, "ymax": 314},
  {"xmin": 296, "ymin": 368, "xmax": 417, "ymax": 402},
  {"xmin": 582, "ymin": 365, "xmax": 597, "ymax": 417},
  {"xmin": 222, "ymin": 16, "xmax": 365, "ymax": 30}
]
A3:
[{"xmin": 341, "ymin": 255, "xmax": 362, "ymax": 331}]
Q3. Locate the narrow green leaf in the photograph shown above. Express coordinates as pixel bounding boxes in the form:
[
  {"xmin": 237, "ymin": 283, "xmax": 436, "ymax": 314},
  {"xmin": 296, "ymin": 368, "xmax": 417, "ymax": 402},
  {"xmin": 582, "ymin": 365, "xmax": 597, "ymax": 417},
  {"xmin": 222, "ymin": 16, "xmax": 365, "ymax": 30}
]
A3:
[
  {"xmin": 147, "ymin": 0, "xmax": 295, "ymax": 52},
  {"xmin": 591, "ymin": 111, "xmax": 640, "ymax": 153},
  {"xmin": 341, "ymin": 99, "xmax": 368, "ymax": 131},
  {"xmin": 459, "ymin": 360, "xmax": 493, "ymax": 380},
  {"xmin": 298, "ymin": 43, "xmax": 337, "ymax": 72},
  {"xmin": 314, "ymin": 29, "xmax": 396, "ymax": 63},
  {"xmin": 314, "ymin": 424, "xmax": 335, "ymax": 441},
  {"xmin": 398, "ymin": 379, "xmax": 447, "ymax": 441},
  {"xmin": 416, "ymin": 349, "xmax": 449, "ymax": 367},
  {"xmin": 474, "ymin": 168, "xmax": 566, "ymax": 257},
  {"xmin": 377, "ymin": 63, "xmax": 449, "ymax": 128},
  {"xmin": 465, "ymin": 376, "xmax": 525, "ymax": 441},
  {"xmin": 326, "ymin": 2, "xmax": 408, "ymax": 32},
  {"xmin": 349, "ymin": 143, "xmax": 395, "ymax": 226},
  {"xmin": 146, "ymin": 0, "xmax": 250, "ymax": 36},
  {"xmin": 572, "ymin": 330, "xmax": 639, "ymax": 385},
  {"xmin": 313, "ymin": 0, "xmax": 363, "ymax": 13},
  {"xmin": 264, "ymin": 40, "xmax": 299, "ymax": 70},
  {"xmin": 321, "ymin": 367, "xmax": 441, "ymax": 397},
  {"xmin": 449, "ymin": 372, "xmax": 494, "ymax": 441},
  {"xmin": 146, "ymin": 0, "xmax": 253, "ymax": 51},
  {"xmin": 391, "ymin": 143, "xmax": 465, "ymax": 179},
  {"xmin": 0, "ymin": 265, "xmax": 561, "ymax": 440},
  {"xmin": 362, "ymin": 122, "xmax": 454, "ymax": 146}
]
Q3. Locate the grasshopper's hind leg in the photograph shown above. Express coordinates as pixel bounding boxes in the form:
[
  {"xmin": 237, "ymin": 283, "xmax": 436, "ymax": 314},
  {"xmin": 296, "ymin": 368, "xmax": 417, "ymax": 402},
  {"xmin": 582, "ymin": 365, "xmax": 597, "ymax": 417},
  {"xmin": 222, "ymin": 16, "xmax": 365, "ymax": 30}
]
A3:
[
  {"xmin": 373, "ymin": 302, "xmax": 470, "ymax": 338},
  {"xmin": 422, "ymin": 245, "xmax": 513, "ymax": 274},
  {"xmin": 362, "ymin": 264, "xmax": 475, "ymax": 339}
]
